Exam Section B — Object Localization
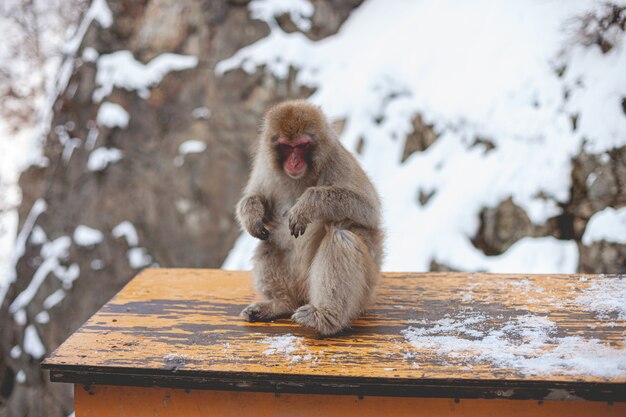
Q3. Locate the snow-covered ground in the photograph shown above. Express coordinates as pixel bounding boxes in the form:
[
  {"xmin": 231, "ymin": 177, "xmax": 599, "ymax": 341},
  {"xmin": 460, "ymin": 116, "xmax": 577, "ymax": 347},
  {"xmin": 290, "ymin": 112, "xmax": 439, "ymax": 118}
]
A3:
[{"xmin": 221, "ymin": 0, "xmax": 626, "ymax": 273}]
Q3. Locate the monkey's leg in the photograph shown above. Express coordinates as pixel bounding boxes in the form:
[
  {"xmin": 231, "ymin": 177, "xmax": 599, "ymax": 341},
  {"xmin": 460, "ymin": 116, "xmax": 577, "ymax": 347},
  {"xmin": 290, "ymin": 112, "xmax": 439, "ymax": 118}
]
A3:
[
  {"xmin": 292, "ymin": 226, "xmax": 375, "ymax": 336},
  {"xmin": 241, "ymin": 242, "xmax": 297, "ymax": 322}
]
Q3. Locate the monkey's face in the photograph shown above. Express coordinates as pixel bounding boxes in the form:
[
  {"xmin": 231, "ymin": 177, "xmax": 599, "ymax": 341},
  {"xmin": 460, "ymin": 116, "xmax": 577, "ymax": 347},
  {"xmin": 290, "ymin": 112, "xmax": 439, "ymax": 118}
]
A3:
[{"xmin": 276, "ymin": 135, "xmax": 312, "ymax": 179}]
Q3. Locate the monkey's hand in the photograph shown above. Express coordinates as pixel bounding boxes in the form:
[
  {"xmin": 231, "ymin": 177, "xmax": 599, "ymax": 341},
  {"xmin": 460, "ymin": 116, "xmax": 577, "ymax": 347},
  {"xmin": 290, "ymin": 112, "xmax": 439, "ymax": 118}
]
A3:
[
  {"xmin": 249, "ymin": 218, "xmax": 270, "ymax": 240},
  {"xmin": 288, "ymin": 204, "xmax": 311, "ymax": 238},
  {"xmin": 238, "ymin": 196, "xmax": 270, "ymax": 240}
]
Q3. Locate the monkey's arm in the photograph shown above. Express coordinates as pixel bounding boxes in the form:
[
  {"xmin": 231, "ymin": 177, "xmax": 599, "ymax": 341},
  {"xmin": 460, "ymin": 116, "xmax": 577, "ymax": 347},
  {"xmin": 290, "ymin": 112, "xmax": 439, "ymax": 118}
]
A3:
[
  {"xmin": 237, "ymin": 194, "xmax": 270, "ymax": 240},
  {"xmin": 288, "ymin": 186, "xmax": 378, "ymax": 237}
]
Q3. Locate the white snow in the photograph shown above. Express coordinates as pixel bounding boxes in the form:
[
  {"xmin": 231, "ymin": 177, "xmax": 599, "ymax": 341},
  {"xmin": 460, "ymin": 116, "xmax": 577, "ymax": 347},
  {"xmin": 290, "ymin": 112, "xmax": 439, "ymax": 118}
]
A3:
[
  {"xmin": 112, "ymin": 221, "xmax": 152, "ymax": 268},
  {"xmin": 90, "ymin": 259, "xmax": 105, "ymax": 270},
  {"xmin": 178, "ymin": 140, "xmax": 207, "ymax": 155},
  {"xmin": 64, "ymin": 0, "xmax": 112, "ymax": 55},
  {"xmin": 0, "ymin": 199, "xmax": 46, "ymax": 305},
  {"xmin": 56, "ymin": 263, "xmax": 80, "ymax": 290},
  {"xmin": 402, "ymin": 312, "xmax": 626, "ymax": 378},
  {"xmin": 96, "ymin": 102, "xmax": 130, "ymax": 129},
  {"xmin": 112, "ymin": 221, "xmax": 139, "ymax": 246},
  {"xmin": 261, "ymin": 334, "xmax": 314, "ymax": 363},
  {"xmin": 174, "ymin": 140, "xmax": 207, "ymax": 166},
  {"xmin": 10, "ymin": 345, "xmax": 22, "ymax": 359},
  {"xmin": 82, "ymin": 47, "xmax": 99, "ymax": 63},
  {"xmin": 73, "ymin": 225, "xmax": 104, "ymax": 247},
  {"xmin": 249, "ymin": 0, "xmax": 314, "ymax": 32},
  {"xmin": 220, "ymin": 0, "xmax": 626, "ymax": 274},
  {"xmin": 23, "ymin": 324, "xmax": 46, "ymax": 359},
  {"xmin": 13, "ymin": 309, "xmax": 26, "ymax": 326},
  {"xmin": 576, "ymin": 276, "xmax": 626, "ymax": 320},
  {"xmin": 191, "ymin": 107, "xmax": 211, "ymax": 120},
  {"xmin": 582, "ymin": 207, "xmax": 626, "ymax": 245},
  {"xmin": 35, "ymin": 311, "xmax": 51, "ymax": 324},
  {"xmin": 128, "ymin": 247, "xmax": 152, "ymax": 269},
  {"xmin": 93, "ymin": 50, "xmax": 198, "ymax": 101},
  {"xmin": 221, "ymin": 232, "xmax": 259, "ymax": 270},
  {"xmin": 9, "ymin": 236, "xmax": 73, "ymax": 314},
  {"xmin": 30, "ymin": 226, "xmax": 48, "ymax": 246},
  {"xmin": 42, "ymin": 289, "xmax": 66, "ymax": 310},
  {"xmin": 0, "ymin": 127, "xmax": 45, "ymax": 305},
  {"xmin": 16, "ymin": 370, "xmax": 26, "ymax": 384},
  {"xmin": 87, "ymin": 147, "xmax": 123, "ymax": 171}
]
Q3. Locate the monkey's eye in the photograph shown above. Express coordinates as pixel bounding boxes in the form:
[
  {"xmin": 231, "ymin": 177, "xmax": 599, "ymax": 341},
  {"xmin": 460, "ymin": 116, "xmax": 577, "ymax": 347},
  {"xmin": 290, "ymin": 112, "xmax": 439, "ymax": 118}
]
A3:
[{"xmin": 277, "ymin": 144, "xmax": 292, "ymax": 153}]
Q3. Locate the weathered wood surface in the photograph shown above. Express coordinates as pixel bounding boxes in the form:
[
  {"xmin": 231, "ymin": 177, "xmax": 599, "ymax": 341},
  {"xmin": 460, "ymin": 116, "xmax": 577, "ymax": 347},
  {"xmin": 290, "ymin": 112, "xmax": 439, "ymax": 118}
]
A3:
[
  {"xmin": 42, "ymin": 269, "xmax": 626, "ymax": 400},
  {"xmin": 74, "ymin": 385, "xmax": 626, "ymax": 417}
]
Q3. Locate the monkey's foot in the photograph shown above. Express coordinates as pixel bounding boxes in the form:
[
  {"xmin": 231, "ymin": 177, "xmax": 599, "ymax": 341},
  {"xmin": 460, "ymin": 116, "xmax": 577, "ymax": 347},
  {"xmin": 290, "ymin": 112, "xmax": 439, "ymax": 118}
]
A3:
[
  {"xmin": 291, "ymin": 304, "xmax": 344, "ymax": 336},
  {"xmin": 241, "ymin": 301, "xmax": 290, "ymax": 322}
]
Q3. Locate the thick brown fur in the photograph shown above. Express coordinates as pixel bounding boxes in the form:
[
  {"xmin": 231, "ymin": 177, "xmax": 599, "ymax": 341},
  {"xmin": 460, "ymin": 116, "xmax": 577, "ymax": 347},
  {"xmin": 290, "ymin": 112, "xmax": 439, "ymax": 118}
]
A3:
[{"xmin": 236, "ymin": 100, "xmax": 384, "ymax": 336}]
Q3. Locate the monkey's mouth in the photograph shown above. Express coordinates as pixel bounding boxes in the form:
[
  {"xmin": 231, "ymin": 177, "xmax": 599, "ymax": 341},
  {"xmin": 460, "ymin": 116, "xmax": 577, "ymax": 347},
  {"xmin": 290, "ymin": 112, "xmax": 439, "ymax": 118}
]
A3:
[{"xmin": 284, "ymin": 155, "xmax": 307, "ymax": 178}]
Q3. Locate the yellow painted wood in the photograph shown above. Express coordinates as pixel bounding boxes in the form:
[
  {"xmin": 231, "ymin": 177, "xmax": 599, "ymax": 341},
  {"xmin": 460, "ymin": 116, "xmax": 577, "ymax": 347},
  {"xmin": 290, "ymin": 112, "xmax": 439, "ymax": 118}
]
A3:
[
  {"xmin": 74, "ymin": 384, "xmax": 626, "ymax": 417},
  {"xmin": 43, "ymin": 269, "xmax": 625, "ymax": 384}
]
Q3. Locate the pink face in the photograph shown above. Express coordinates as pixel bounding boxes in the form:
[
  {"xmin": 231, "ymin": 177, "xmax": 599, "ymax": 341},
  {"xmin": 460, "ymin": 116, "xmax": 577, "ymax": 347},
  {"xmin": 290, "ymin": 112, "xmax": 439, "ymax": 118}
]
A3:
[{"xmin": 277, "ymin": 135, "xmax": 312, "ymax": 179}]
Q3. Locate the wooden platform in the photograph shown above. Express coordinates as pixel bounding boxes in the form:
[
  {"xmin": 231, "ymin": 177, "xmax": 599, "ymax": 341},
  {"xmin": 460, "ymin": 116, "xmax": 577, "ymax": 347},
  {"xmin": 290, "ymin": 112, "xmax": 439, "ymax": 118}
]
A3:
[{"xmin": 42, "ymin": 269, "xmax": 626, "ymax": 406}]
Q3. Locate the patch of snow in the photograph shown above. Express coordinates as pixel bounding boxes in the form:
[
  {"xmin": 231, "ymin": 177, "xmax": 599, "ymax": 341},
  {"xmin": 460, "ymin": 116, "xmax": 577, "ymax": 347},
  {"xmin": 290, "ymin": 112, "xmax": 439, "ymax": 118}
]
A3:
[
  {"xmin": 179, "ymin": 140, "xmax": 207, "ymax": 155},
  {"xmin": 175, "ymin": 199, "xmax": 191, "ymax": 214},
  {"xmin": 35, "ymin": 311, "xmax": 50, "ymax": 324},
  {"xmin": 261, "ymin": 334, "xmax": 313, "ymax": 363},
  {"xmin": 93, "ymin": 51, "xmax": 198, "ymax": 101},
  {"xmin": 249, "ymin": 0, "xmax": 314, "ymax": 32},
  {"xmin": 96, "ymin": 102, "xmax": 130, "ymax": 129},
  {"xmin": 30, "ymin": 226, "xmax": 48, "ymax": 246},
  {"xmin": 112, "ymin": 221, "xmax": 139, "ymax": 246},
  {"xmin": 87, "ymin": 147, "xmax": 123, "ymax": 171},
  {"xmin": 54, "ymin": 124, "xmax": 82, "ymax": 163},
  {"xmin": 9, "ymin": 236, "xmax": 72, "ymax": 314},
  {"xmin": 13, "ymin": 309, "xmax": 27, "ymax": 326},
  {"xmin": 576, "ymin": 276, "xmax": 626, "ymax": 320},
  {"xmin": 43, "ymin": 289, "xmax": 66, "ymax": 310},
  {"xmin": 163, "ymin": 353, "xmax": 188, "ymax": 365},
  {"xmin": 0, "ymin": 199, "xmax": 47, "ymax": 305},
  {"xmin": 582, "ymin": 207, "xmax": 626, "ymax": 245},
  {"xmin": 73, "ymin": 225, "xmax": 104, "ymax": 247},
  {"xmin": 64, "ymin": 0, "xmax": 112, "ymax": 54},
  {"xmin": 10, "ymin": 345, "xmax": 22, "ymax": 359},
  {"xmin": 436, "ymin": 236, "xmax": 580, "ymax": 274},
  {"xmin": 82, "ymin": 47, "xmax": 99, "ymax": 63},
  {"xmin": 16, "ymin": 370, "xmax": 26, "ymax": 384},
  {"xmin": 219, "ymin": 0, "xmax": 626, "ymax": 273},
  {"xmin": 402, "ymin": 312, "xmax": 626, "ymax": 378},
  {"xmin": 91, "ymin": 259, "xmax": 105, "ymax": 270},
  {"xmin": 174, "ymin": 140, "xmax": 207, "ymax": 166},
  {"xmin": 85, "ymin": 121, "xmax": 99, "ymax": 150},
  {"xmin": 23, "ymin": 324, "xmax": 46, "ymax": 359},
  {"xmin": 54, "ymin": 262, "xmax": 80, "ymax": 290},
  {"xmin": 191, "ymin": 107, "xmax": 211, "ymax": 120},
  {"xmin": 128, "ymin": 247, "xmax": 152, "ymax": 269},
  {"xmin": 222, "ymin": 233, "xmax": 257, "ymax": 270}
]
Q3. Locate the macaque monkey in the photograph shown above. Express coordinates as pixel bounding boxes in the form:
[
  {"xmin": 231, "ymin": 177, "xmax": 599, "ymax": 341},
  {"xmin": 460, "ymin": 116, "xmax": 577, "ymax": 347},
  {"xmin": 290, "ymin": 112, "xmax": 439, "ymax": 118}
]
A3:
[{"xmin": 237, "ymin": 100, "xmax": 384, "ymax": 336}]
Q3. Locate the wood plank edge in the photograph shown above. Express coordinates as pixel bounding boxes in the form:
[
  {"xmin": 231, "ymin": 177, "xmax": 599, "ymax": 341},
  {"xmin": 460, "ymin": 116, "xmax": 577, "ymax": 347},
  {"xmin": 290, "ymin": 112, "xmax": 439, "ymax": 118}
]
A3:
[{"xmin": 42, "ymin": 364, "xmax": 625, "ymax": 402}]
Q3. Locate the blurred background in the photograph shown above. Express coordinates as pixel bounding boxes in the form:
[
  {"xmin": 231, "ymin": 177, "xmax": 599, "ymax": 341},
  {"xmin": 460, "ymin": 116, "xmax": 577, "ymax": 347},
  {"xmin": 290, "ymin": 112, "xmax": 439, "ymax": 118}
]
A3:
[{"xmin": 0, "ymin": 0, "xmax": 624, "ymax": 416}]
